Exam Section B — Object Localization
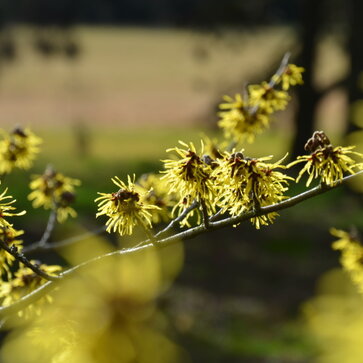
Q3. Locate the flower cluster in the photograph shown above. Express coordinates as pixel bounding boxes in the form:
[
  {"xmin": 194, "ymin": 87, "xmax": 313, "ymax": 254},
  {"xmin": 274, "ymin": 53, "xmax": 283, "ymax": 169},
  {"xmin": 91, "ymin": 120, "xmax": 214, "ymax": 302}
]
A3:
[
  {"xmin": 162, "ymin": 141, "xmax": 216, "ymax": 210},
  {"xmin": 0, "ymin": 127, "xmax": 42, "ymax": 175},
  {"xmin": 218, "ymin": 63, "xmax": 304, "ymax": 144},
  {"xmin": 0, "ymin": 127, "xmax": 65, "ymax": 320},
  {"xmin": 0, "ymin": 184, "xmax": 61, "ymax": 318},
  {"xmin": 95, "ymin": 175, "xmax": 160, "ymax": 236},
  {"xmin": 93, "ymin": 63, "xmax": 307, "ymax": 235},
  {"xmin": 0, "ymin": 262, "xmax": 62, "ymax": 318},
  {"xmin": 215, "ymin": 151, "xmax": 292, "ymax": 229},
  {"xmin": 97, "ymin": 128, "xmax": 363, "ymax": 234},
  {"xmin": 289, "ymin": 131, "xmax": 363, "ymax": 186},
  {"xmin": 0, "ymin": 187, "xmax": 25, "ymax": 278},
  {"xmin": 28, "ymin": 166, "xmax": 81, "ymax": 223}
]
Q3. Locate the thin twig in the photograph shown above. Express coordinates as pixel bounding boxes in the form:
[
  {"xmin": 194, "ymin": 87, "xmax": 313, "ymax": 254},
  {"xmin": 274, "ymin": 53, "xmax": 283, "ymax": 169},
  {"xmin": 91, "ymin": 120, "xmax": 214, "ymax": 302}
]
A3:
[
  {"xmin": 200, "ymin": 199, "xmax": 210, "ymax": 229},
  {"xmin": 249, "ymin": 52, "xmax": 291, "ymax": 115},
  {"xmin": 1, "ymin": 170, "xmax": 362, "ymax": 317},
  {"xmin": 155, "ymin": 201, "xmax": 199, "ymax": 238},
  {"xmin": 38, "ymin": 209, "xmax": 57, "ymax": 246},
  {"xmin": 210, "ymin": 208, "xmax": 224, "ymax": 222},
  {"xmin": 23, "ymin": 226, "xmax": 107, "ymax": 254},
  {"xmin": 268, "ymin": 52, "xmax": 291, "ymax": 88},
  {"xmin": 137, "ymin": 216, "xmax": 157, "ymax": 245},
  {"xmin": 0, "ymin": 239, "xmax": 60, "ymax": 282}
]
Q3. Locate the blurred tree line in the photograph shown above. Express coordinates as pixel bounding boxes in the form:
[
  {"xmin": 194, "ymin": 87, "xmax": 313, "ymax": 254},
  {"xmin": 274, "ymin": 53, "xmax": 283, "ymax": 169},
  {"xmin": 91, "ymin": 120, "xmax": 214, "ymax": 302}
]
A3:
[
  {"xmin": 0, "ymin": 0, "xmax": 295, "ymax": 26},
  {"xmin": 0, "ymin": 0, "xmax": 363, "ymax": 155}
]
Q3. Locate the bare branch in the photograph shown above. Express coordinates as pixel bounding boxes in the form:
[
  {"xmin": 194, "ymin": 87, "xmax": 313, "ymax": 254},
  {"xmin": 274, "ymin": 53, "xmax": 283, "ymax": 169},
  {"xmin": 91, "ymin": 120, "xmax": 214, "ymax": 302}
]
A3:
[
  {"xmin": 38, "ymin": 209, "xmax": 57, "ymax": 246},
  {"xmin": 268, "ymin": 52, "xmax": 291, "ymax": 88},
  {"xmin": 1, "ymin": 170, "xmax": 362, "ymax": 318},
  {"xmin": 0, "ymin": 239, "xmax": 60, "ymax": 282},
  {"xmin": 23, "ymin": 226, "xmax": 107, "ymax": 254},
  {"xmin": 200, "ymin": 199, "xmax": 210, "ymax": 229},
  {"xmin": 155, "ymin": 201, "xmax": 199, "ymax": 238}
]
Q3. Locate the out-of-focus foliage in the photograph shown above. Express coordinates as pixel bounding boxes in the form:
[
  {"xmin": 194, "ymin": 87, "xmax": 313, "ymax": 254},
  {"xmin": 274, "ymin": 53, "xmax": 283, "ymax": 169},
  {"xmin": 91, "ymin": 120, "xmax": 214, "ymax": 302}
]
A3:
[
  {"xmin": 1, "ymin": 240, "xmax": 186, "ymax": 363},
  {"xmin": 303, "ymin": 268, "xmax": 363, "ymax": 363}
]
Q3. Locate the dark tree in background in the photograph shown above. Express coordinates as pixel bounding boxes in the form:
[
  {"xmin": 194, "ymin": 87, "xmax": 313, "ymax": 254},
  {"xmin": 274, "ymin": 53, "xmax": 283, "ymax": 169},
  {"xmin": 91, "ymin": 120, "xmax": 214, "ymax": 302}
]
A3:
[
  {"xmin": 346, "ymin": 0, "xmax": 363, "ymax": 135},
  {"xmin": 291, "ymin": 0, "xmax": 363, "ymax": 156},
  {"xmin": 291, "ymin": 0, "xmax": 324, "ymax": 157}
]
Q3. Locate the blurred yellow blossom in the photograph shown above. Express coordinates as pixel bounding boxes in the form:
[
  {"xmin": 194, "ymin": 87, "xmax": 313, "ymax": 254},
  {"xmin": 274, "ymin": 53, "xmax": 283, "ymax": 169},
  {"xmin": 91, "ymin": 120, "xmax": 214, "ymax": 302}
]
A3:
[
  {"xmin": 218, "ymin": 94, "xmax": 270, "ymax": 143},
  {"xmin": 28, "ymin": 166, "xmax": 80, "ymax": 223},
  {"xmin": 303, "ymin": 268, "xmax": 363, "ymax": 363},
  {"xmin": 272, "ymin": 64, "xmax": 304, "ymax": 91},
  {"xmin": 248, "ymin": 81, "xmax": 290, "ymax": 113},
  {"xmin": 0, "ymin": 127, "xmax": 42, "ymax": 175},
  {"xmin": 330, "ymin": 228, "xmax": 363, "ymax": 294},
  {"xmin": 0, "ymin": 245, "xmax": 187, "ymax": 363}
]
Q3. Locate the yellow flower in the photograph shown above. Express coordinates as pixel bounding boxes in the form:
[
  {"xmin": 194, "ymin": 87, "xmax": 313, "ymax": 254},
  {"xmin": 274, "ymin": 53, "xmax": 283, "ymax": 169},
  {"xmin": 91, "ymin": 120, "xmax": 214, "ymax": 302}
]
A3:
[
  {"xmin": 272, "ymin": 64, "xmax": 305, "ymax": 91},
  {"xmin": 289, "ymin": 131, "xmax": 363, "ymax": 186},
  {"xmin": 0, "ymin": 262, "xmax": 62, "ymax": 319},
  {"xmin": 136, "ymin": 173, "xmax": 175, "ymax": 225},
  {"xmin": 214, "ymin": 151, "xmax": 292, "ymax": 229},
  {"xmin": 248, "ymin": 81, "xmax": 290, "ymax": 113},
  {"xmin": 162, "ymin": 141, "xmax": 216, "ymax": 222},
  {"xmin": 200, "ymin": 135, "xmax": 226, "ymax": 160},
  {"xmin": 28, "ymin": 167, "xmax": 80, "ymax": 223},
  {"xmin": 0, "ymin": 225, "xmax": 23, "ymax": 279},
  {"xmin": 0, "ymin": 187, "xmax": 26, "ymax": 227},
  {"xmin": 218, "ymin": 94, "xmax": 270, "ymax": 143},
  {"xmin": 0, "ymin": 127, "xmax": 42, "ymax": 174},
  {"xmin": 95, "ymin": 175, "xmax": 160, "ymax": 236},
  {"xmin": 330, "ymin": 228, "xmax": 363, "ymax": 294}
]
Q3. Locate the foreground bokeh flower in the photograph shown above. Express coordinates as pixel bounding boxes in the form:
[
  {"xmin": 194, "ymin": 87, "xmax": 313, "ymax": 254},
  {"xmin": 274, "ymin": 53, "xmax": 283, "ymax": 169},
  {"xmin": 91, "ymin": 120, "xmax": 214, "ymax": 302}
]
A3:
[
  {"xmin": 330, "ymin": 227, "xmax": 363, "ymax": 294},
  {"xmin": 303, "ymin": 268, "xmax": 363, "ymax": 363},
  {"xmin": 95, "ymin": 175, "xmax": 160, "ymax": 236},
  {"xmin": 0, "ymin": 244, "xmax": 186, "ymax": 363}
]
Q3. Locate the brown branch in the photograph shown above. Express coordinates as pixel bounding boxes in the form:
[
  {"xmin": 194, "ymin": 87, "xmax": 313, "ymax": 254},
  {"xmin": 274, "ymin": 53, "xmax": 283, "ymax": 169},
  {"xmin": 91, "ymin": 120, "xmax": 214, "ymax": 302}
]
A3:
[
  {"xmin": 0, "ymin": 239, "xmax": 60, "ymax": 282},
  {"xmin": 155, "ymin": 201, "xmax": 199, "ymax": 238},
  {"xmin": 1, "ymin": 170, "xmax": 362, "ymax": 318}
]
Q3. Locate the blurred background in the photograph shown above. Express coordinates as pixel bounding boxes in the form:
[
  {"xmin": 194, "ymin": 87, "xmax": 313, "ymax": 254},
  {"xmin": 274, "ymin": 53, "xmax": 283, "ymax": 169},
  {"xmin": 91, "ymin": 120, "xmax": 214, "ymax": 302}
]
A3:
[{"xmin": 2, "ymin": 0, "xmax": 363, "ymax": 362}]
